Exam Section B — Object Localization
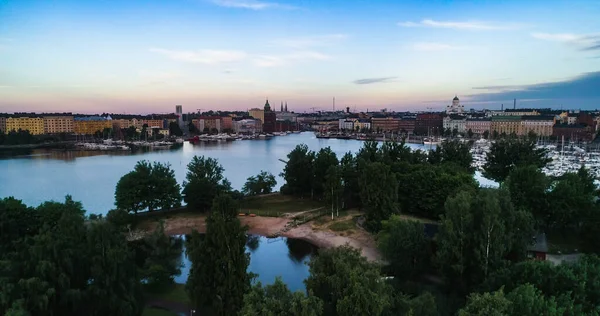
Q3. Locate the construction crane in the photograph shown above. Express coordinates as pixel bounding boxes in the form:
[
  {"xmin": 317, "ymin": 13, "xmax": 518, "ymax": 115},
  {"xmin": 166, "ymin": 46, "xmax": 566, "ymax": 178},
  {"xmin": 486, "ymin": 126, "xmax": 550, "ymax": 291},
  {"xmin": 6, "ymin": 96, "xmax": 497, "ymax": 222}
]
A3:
[{"xmin": 309, "ymin": 107, "xmax": 319, "ymax": 113}]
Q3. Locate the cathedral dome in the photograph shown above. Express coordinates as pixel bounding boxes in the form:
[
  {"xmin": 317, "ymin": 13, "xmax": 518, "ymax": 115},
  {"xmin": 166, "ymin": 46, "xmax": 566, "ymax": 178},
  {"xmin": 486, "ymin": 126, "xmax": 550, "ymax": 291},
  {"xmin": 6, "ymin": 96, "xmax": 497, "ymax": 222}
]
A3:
[{"xmin": 453, "ymin": 95, "xmax": 459, "ymax": 101}]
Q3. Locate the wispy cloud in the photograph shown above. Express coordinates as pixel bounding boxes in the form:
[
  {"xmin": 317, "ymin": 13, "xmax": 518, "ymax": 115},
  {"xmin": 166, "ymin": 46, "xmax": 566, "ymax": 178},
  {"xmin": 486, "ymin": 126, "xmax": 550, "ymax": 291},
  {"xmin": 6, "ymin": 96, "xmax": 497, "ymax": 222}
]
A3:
[
  {"xmin": 253, "ymin": 51, "xmax": 330, "ymax": 67},
  {"xmin": 412, "ymin": 42, "xmax": 468, "ymax": 51},
  {"xmin": 398, "ymin": 19, "xmax": 518, "ymax": 31},
  {"xmin": 531, "ymin": 33, "xmax": 600, "ymax": 51},
  {"xmin": 353, "ymin": 77, "xmax": 398, "ymax": 85},
  {"xmin": 272, "ymin": 34, "xmax": 348, "ymax": 48},
  {"xmin": 210, "ymin": 0, "xmax": 296, "ymax": 10},
  {"xmin": 150, "ymin": 48, "xmax": 247, "ymax": 64}
]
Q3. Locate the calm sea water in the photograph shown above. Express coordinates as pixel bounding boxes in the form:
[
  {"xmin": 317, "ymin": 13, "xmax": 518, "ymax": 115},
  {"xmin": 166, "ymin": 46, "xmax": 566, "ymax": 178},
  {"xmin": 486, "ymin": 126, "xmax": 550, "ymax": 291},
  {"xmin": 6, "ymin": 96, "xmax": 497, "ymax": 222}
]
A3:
[{"xmin": 174, "ymin": 235, "xmax": 317, "ymax": 292}]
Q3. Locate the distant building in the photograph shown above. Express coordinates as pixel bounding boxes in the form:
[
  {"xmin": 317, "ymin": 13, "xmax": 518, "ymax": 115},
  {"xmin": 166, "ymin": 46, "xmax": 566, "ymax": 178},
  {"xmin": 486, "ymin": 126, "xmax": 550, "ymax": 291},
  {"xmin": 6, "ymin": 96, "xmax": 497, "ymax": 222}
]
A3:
[
  {"xmin": 491, "ymin": 116, "xmax": 521, "ymax": 135},
  {"xmin": 43, "ymin": 116, "xmax": 74, "ymax": 134},
  {"xmin": 553, "ymin": 124, "xmax": 593, "ymax": 141},
  {"xmin": 262, "ymin": 99, "xmax": 276, "ymax": 133},
  {"xmin": 0, "ymin": 117, "xmax": 7, "ymax": 133},
  {"xmin": 248, "ymin": 108, "xmax": 265, "ymax": 129},
  {"xmin": 221, "ymin": 116, "xmax": 233, "ymax": 131},
  {"xmin": 443, "ymin": 115, "xmax": 467, "ymax": 134},
  {"xmin": 527, "ymin": 233, "xmax": 548, "ymax": 261},
  {"xmin": 445, "ymin": 95, "xmax": 464, "ymax": 114},
  {"xmin": 74, "ymin": 116, "xmax": 112, "ymax": 135},
  {"xmin": 465, "ymin": 118, "xmax": 491, "ymax": 135},
  {"xmin": 415, "ymin": 113, "xmax": 443, "ymax": 136},
  {"xmin": 371, "ymin": 117, "xmax": 400, "ymax": 133},
  {"xmin": 6, "ymin": 117, "xmax": 44, "ymax": 135},
  {"xmin": 195, "ymin": 116, "xmax": 222, "ymax": 133},
  {"xmin": 521, "ymin": 115, "xmax": 554, "ymax": 136},
  {"xmin": 176, "ymin": 105, "xmax": 183, "ymax": 127},
  {"xmin": 489, "ymin": 109, "xmax": 540, "ymax": 117},
  {"xmin": 398, "ymin": 118, "xmax": 416, "ymax": 135},
  {"xmin": 233, "ymin": 118, "xmax": 260, "ymax": 134}
]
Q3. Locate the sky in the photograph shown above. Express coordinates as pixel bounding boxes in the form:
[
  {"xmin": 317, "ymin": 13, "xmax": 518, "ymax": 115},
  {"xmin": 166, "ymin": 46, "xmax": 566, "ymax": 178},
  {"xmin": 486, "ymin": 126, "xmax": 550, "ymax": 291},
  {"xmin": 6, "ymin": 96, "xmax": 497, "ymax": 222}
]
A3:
[{"xmin": 1, "ymin": 0, "xmax": 600, "ymax": 114}]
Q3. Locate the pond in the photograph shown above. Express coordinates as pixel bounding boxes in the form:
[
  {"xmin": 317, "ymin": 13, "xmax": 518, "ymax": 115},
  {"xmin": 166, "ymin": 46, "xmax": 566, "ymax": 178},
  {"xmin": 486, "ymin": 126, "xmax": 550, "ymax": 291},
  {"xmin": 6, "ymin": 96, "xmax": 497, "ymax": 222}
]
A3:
[{"xmin": 174, "ymin": 235, "xmax": 317, "ymax": 292}]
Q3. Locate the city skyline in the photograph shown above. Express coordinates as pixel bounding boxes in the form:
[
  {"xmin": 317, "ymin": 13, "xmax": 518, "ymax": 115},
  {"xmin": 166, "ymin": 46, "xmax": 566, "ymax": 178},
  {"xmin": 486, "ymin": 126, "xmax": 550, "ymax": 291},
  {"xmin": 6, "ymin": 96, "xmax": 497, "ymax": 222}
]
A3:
[{"xmin": 1, "ymin": 0, "xmax": 599, "ymax": 113}]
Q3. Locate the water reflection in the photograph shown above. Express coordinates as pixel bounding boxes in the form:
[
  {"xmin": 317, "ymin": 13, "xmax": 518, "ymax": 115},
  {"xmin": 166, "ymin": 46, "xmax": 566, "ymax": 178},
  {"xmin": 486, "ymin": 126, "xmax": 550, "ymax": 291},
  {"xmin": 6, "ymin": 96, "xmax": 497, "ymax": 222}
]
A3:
[{"xmin": 174, "ymin": 234, "xmax": 317, "ymax": 292}]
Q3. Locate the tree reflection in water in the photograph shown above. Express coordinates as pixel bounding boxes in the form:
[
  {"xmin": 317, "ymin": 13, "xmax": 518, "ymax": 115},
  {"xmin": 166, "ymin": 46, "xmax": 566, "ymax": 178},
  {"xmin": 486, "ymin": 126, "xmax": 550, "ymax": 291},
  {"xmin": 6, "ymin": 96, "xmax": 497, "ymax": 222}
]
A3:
[
  {"xmin": 246, "ymin": 235, "xmax": 260, "ymax": 252},
  {"xmin": 285, "ymin": 238, "xmax": 318, "ymax": 264}
]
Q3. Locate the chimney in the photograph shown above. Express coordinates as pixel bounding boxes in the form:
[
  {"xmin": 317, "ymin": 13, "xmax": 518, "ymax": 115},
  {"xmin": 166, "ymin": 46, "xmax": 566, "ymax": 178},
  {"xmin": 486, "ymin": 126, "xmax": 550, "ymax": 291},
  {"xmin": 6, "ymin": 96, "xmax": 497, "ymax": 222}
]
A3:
[
  {"xmin": 501, "ymin": 104, "xmax": 504, "ymax": 111},
  {"xmin": 514, "ymin": 99, "xmax": 516, "ymax": 110},
  {"xmin": 346, "ymin": 106, "xmax": 350, "ymax": 113}
]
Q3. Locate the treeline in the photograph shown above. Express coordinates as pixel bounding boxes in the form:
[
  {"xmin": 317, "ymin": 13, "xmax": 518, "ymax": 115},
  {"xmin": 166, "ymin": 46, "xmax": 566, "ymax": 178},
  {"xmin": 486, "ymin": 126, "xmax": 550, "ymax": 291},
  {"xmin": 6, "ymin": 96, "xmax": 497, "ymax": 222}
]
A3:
[
  {"xmin": 0, "ymin": 196, "xmax": 183, "ymax": 315},
  {"xmin": 0, "ymin": 129, "xmax": 68, "ymax": 146}
]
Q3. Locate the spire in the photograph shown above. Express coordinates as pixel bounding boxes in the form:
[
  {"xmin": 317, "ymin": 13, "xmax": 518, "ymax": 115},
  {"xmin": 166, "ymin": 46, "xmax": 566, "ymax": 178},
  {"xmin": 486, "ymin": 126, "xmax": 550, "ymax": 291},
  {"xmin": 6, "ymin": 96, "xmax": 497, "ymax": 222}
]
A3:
[
  {"xmin": 285, "ymin": 102, "xmax": 288, "ymax": 112},
  {"xmin": 264, "ymin": 98, "xmax": 271, "ymax": 111},
  {"xmin": 281, "ymin": 101, "xmax": 283, "ymax": 112}
]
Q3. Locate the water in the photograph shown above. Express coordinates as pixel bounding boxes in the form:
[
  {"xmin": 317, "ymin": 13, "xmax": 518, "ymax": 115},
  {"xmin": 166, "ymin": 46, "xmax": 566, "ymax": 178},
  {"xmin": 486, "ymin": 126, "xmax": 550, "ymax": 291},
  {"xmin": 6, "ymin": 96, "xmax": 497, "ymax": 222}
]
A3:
[
  {"xmin": 1, "ymin": 132, "xmax": 489, "ymax": 215},
  {"xmin": 174, "ymin": 235, "xmax": 316, "ymax": 292}
]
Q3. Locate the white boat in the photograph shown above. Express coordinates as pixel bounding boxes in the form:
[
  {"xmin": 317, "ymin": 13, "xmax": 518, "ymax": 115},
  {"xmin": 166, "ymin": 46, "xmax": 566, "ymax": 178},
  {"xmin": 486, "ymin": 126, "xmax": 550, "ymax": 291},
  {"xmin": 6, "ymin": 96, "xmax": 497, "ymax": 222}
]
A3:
[{"xmin": 423, "ymin": 137, "xmax": 442, "ymax": 145}]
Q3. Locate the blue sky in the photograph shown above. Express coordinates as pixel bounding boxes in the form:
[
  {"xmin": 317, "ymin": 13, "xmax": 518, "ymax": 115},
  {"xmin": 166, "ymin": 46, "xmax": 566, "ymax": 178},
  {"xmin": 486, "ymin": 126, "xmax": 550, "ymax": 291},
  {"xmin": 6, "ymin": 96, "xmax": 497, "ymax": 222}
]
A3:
[{"xmin": 0, "ymin": 0, "xmax": 599, "ymax": 113}]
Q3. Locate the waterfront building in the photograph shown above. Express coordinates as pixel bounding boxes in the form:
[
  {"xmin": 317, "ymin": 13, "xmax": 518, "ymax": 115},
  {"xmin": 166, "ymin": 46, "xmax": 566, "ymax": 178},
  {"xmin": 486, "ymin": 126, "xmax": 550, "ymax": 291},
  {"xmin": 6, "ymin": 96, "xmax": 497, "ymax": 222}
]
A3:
[
  {"xmin": 262, "ymin": 99, "xmax": 276, "ymax": 134},
  {"xmin": 176, "ymin": 105, "xmax": 183, "ymax": 127},
  {"xmin": 158, "ymin": 129, "xmax": 170, "ymax": 137},
  {"xmin": 489, "ymin": 109, "xmax": 540, "ymax": 117},
  {"xmin": 339, "ymin": 119, "xmax": 357, "ymax": 131},
  {"xmin": 74, "ymin": 116, "xmax": 112, "ymax": 135},
  {"xmin": 371, "ymin": 117, "xmax": 400, "ymax": 133},
  {"xmin": 445, "ymin": 95, "xmax": 465, "ymax": 114},
  {"xmin": 221, "ymin": 116, "xmax": 233, "ymax": 131},
  {"xmin": 415, "ymin": 113, "xmax": 443, "ymax": 135},
  {"xmin": 442, "ymin": 115, "xmax": 467, "ymax": 134},
  {"xmin": 248, "ymin": 108, "xmax": 264, "ymax": 129},
  {"xmin": 6, "ymin": 117, "xmax": 44, "ymax": 135},
  {"xmin": 0, "ymin": 116, "xmax": 6, "ymax": 133},
  {"xmin": 465, "ymin": 118, "xmax": 491, "ymax": 135},
  {"xmin": 398, "ymin": 118, "xmax": 416, "ymax": 134},
  {"xmin": 553, "ymin": 123, "xmax": 594, "ymax": 141},
  {"xmin": 356, "ymin": 119, "xmax": 371, "ymax": 131},
  {"xmin": 567, "ymin": 114, "xmax": 578, "ymax": 125},
  {"xmin": 43, "ymin": 116, "xmax": 74, "ymax": 134},
  {"xmin": 233, "ymin": 118, "xmax": 260, "ymax": 134},
  {"xmin": 491, "ymin": 116, "xmax": 521, "ymax": 135},
  {"xmin": 194, "ymin": 116, "xmax": 222, "ymax": 133},
  {"xmin": 521, "ymin": 115, "xmax": 554, "ymax": 136}
]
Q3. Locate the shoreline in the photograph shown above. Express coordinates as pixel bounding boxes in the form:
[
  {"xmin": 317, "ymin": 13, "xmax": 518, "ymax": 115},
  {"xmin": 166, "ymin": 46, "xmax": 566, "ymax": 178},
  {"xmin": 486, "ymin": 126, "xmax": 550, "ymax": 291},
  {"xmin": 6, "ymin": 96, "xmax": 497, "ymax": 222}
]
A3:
[{"xmin": 137, "ymin": 213, "xmax": 382, "ymax": 262}]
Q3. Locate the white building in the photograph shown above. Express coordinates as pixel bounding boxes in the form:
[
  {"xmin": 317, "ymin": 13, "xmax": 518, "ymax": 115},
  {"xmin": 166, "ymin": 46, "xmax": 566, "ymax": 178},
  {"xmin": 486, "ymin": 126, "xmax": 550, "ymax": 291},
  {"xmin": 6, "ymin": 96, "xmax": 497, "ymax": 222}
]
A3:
[
  {"xmin": 445, "ymin": 96, "xmax": 465, "ymax": 114},
  {"xmin": 233, "ymin": 119, "xmax": 260, "ymax": 134},
  {"xmin": 339, "ymin": 119, "xmax": 357, "ymax": 131},
  {"xmin": 443, "ymin": 116, "xmax": 467, "ymax": 134}
]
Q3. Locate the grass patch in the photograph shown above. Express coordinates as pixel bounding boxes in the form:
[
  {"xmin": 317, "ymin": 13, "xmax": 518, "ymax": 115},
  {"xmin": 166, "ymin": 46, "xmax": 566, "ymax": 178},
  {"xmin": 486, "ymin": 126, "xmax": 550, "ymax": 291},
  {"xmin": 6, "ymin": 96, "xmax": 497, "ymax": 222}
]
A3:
[
  {"xmin": 144, "ymin": 283, "xmax": 190, "ymax": 305},
  {"xmin": 142, "ymin": 307, "xmax": 179, "ymax": 316},
  {"xmin": 329, "ymin": 219, "xmax": 356, "ymax": 232},
  {"xmin": 242, "ymin": 194, "xmax": 324, "ymax": 216}
]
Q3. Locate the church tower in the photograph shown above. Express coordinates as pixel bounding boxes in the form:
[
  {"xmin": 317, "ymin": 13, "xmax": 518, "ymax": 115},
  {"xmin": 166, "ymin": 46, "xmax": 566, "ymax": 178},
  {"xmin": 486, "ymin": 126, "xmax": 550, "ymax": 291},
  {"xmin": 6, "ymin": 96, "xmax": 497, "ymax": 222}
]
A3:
[
  {"xmin": 264, "ymin": 98, "xmax": 271, "ymax": 112},
  {"xmin": 285, "ymin": 102, "xmax": 288, "ymax": 112},
  {"xmin": 280, "ymin": 101, "xmax": 283, "ymax": 112}
]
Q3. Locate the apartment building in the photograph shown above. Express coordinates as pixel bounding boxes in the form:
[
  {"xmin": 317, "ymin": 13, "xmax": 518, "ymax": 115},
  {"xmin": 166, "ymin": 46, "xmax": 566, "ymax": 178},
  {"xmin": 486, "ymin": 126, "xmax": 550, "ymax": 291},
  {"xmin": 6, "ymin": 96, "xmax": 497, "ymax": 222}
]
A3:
[
  {"xmin": 43, "ymin": 116, "xmax": 74, "ymax": 134},
  {"xmin": 443, "ymin": 116, "xmax": 467, "ymax": 134},
  {"xmin": 491, "ymin": 116, "xmax": 522, "ymax": 135},
  {"xmin": 6, "ymin": 117, "xmax": 44, "ymax": 135},
  {"xmin": 74, "ymin": 117, "xmax": 113, "ymax": 135},
  {"xmin": 371, "ymin": 117, "xmax": 400, "ymax": 132},
  {"xmin": 0, "ymin": 117, "xmax": 6, "ymax": 133},
  {"xmin": 415, "ymin": 113, "xmax": 443, "ymax": 135},
  {"xmin": 521, "ymin": 116, "xmax": 554, "ymax": 136},
  {"xmin": 398, "ymin": 118, "xmax": 416, "ymax": 134},
  {"xmin": 465, "ymin": 118, "xmax": 491, "ymax": 135}
]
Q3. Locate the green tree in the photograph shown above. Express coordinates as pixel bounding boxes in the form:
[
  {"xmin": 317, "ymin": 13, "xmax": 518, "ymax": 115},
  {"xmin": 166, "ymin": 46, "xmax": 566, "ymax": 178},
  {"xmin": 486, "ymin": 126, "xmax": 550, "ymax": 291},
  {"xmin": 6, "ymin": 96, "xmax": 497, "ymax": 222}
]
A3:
[
  {"xmin": 280, "ymin": 144, "xmax": 315, "ymax": 197},
  {"xmin": 115, "ymin": 160, "xmax": 182, "ymax": 213},
  {"xmin": 358, "ymin": 162, "xmax": 398, "ymax": 230},
  {"xmin": 305, "ymin": 245, "xmax": 391, "ymax": 316},
  {"xmin": 240, "ymin": 277, "xmax": 323, "ymax": 316},
  {"xmin": 458, "ymin": 288, "xmax": 511, "ymax": 316},
  {"xmin": 312, "ymin": 147, "xmax": 339, "ymax": 198},
  {"xmin": 429, "ymin": 140, "xmax": 474, "ymax": 173},
  {"xmin": 139, "ymin": 222, "xmax": 183, "ymax": 290},
  {"xmin": 504, "ymin": 165, "xmax": 550, "ymax": 223},
  {"xmin": 242, "ymin": 171, "xmax": 277, "ymax": 196},
  {"xmin": 340, "ymin": 152, "xmax": 360, "ymax": 208},
  {"xmin": 483, "ymin": 139, "xmax": 550, "ymax": 182},
  {"xmin": 182, "ymin": 156, "xmax": 232, "ymax": 212},
  {"xmin": 483, "ymin": 130, "xmax": 490, "ymax": 139},
  {"xmin": 547, "ymin": 172, "xmax": 597, "ymax": 231},
  {"xmin": 377, "ymin": 217, "xmax": 428, "ymax": 279},
  {"xmin": 467, "ymin": 129, "xmax": 474, "ymax": 138},
  {"xmin": 324, "ymin": 165, "xmax": 344, "ymax": 218},
  {"xmin": 189, "ymin": 122, "xmax": 200, "ymax": 134},
  {"xmin": 186, "ymin": 194, "xmax": 252, "ymax": 315},
  {"xmin": 169, "ymin": 121, "xmax": 183, "ymax": 136},
  {"xmin": 85, "ymin": 221, "xmax": 144, "ymax": 316}
]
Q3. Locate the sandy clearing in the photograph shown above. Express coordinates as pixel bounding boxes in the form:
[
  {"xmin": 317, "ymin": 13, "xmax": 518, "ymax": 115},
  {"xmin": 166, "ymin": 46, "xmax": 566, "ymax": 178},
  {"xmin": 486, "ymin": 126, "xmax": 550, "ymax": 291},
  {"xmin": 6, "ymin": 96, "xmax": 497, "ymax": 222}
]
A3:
[{"xmin": 138, "ymin": 213, "xmax": 382, "ymax": 262}]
